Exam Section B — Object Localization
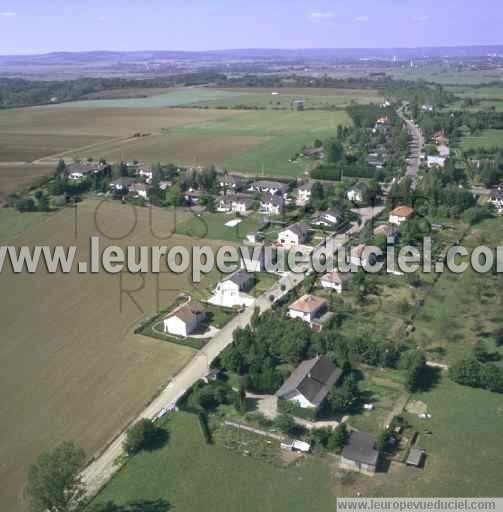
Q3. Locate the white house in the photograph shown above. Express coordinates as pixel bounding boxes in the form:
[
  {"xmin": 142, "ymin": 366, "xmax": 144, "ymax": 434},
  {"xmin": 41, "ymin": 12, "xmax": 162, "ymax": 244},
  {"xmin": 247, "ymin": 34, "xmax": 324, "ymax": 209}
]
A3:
[
  {"xmin": 288, "ymin": 294, "xmax": 327, "ymax": 324},
  {"xmin": 437, "ymin": 145, "xmax": 450, "ymax": 158},
  {"xmin": 209, "ymin": 271, "xmax": 255, "ymax": 308},
  {"xmin": 313, "ymin": 209, "xmax": 340, "ymax": 228},
  {"xmin": 427, "ymin": 155, "xmax": 446, "ymax": 168},
  {"xmin": 67, "ymin": 163, "xmax": 97, "ymax": 181},
  {"xmin": 241, "ymin": 245, "xmax": 267, "ymax": 272},
  {"xmin": 110, "ymin": 177, "xmax": 136, "ymax": 192},
  {"xmin": 259, "ymin": 193, "xmax": 284, "ymax": 215},
  {"xmin": 225, "ymin": 194, "xmax": 254, "ymax": 215},
  {"xmin": 296, "ymin": 182, "xmax": 312, "ymax": 206},
  {"xmin": 129, "ymin": 182, "xmax": 148, "ymax": 199},
  {"xmin": 278, "ymin": 223, "xmax": 310, "ymax": 248},
  {"xmin": 320, "ymin": 271, "xmax": 354, "ymax": 293},
  {"xmin": 248, "ymin": 180, "xmax": 288, "ymax": 197},
  {"xmin": 137, "ymin": 165, "xmax": 153, "ymax": 183},
  {"xmin": 488, "ymin": 190, "xmax": 503, "ymax": 214},
  {"xmin": 346, "ymin": 185, "xmax": 365, "ymax": 203},
  {"xmin": 276, "ymin": 356, "xmax": 343, "ymax": 409},
  {"xmin": 389, "ymin": 205, "xmax": 414, "ymax": 225},
  {"xmin": 163, "ymin": 300, "xmax": 206, "ymax": 337}
]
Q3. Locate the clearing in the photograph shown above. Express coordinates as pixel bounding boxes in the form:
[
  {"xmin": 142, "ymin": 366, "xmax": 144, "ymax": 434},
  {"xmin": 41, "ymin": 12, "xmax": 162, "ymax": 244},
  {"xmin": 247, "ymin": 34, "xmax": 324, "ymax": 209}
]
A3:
[{"xmin": 0, "ymin": 200, "xmax": 226, "ymax": 512}]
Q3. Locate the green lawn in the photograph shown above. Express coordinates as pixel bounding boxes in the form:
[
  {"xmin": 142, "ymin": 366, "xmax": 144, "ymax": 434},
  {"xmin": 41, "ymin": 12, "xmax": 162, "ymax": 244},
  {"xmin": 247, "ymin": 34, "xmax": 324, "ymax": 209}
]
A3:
[
  {"xmin": 176, "ymin": 212, "xmax": 264, "ymax": 243},
  {"xmin": 460, "ymin": 129, "xmax": 503, "ymax": 150},
  {"xmin": 50, "ymin": 88, "xmax": 246, "ymax": 109},
  {"xmin": 91, "ymin": 412, "xmax": 337, "ymax": 512},
  {"xmin": 359, "ymin": 377, "xmax": 503, "ymax": 497},
  {"xmin": 249, "ymin": 272, "xmax": 279, "ymax": 297},
  {"xmin": 412, "ymin": 217, "xmax": 503, "ymax": 364},
  {"xmin": 166, "ymin": 109, "xmax": 351, "ymax": 177}
]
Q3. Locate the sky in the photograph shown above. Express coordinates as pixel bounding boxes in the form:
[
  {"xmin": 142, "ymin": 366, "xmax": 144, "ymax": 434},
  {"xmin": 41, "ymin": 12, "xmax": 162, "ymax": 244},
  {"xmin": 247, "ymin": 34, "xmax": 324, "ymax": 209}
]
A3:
[{"xmin": 0, "ymin": 0, "xmax": 502, "ymax": 55}]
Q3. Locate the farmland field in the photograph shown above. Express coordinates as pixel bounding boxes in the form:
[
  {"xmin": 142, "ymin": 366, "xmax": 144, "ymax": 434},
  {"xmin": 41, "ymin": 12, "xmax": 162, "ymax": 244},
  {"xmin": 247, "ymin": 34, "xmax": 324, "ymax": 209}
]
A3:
[
  {"xmin": 0, "ymin": 133, "xmax": 110, "ymax": 162},
  {"xmin": 50, "ymin": 87, "xmax": 246, "ymax": 109},
  {"xmin": 460, "ymin": 129, "xmax": 503, "ymax": 150},
  {"xmin": 0, "ymin": 164, "xmax": 55, "ymax": 204},
  {"xmin": 188, "ymin": 87, "xmax": 384, "ymax": 109},
  {"xmin": 0, "ymin": 200, "xmax": 227, "ymax": 512},
  {"xmin": 0, "ymin": 104, "xmax": 350, "ymax": 178}
]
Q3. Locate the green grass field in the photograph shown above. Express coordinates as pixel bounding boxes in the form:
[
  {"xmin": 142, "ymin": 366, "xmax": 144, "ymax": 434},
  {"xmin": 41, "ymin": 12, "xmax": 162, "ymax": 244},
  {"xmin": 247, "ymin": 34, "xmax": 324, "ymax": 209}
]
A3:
[
  {"xmin": 412, "ymin": 217, "xmax": 503, "ymax": 365},
  {"xmin": 460, "ymin": 129, "xmax": 503, "ymax": 150},
  {"xmin": 447, "ymin": 85, "xmax": 503, "ymax": 100},
  {"xmin": 166, "ymin": 109, "xmax": 351, "ymax": 176},
  {"xmin": 91, "ymin": 412, "xmax": 336, "ymax": 512},
  {"xmin": 50, "ymin": 88, "xmax": 246, "ymax": 108},
  {"xmin": 175, "ymin": 212, "xmax": 265, "ymax": 243}
]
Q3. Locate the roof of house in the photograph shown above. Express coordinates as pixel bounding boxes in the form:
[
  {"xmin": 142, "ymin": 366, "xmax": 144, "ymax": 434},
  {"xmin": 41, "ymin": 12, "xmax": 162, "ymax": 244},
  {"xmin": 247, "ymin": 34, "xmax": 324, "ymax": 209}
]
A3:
[
  {"xmin": 167, "ymin": 300, "xmax": 205, "ymax": 324},
  {"xmin": 406, "ymin": 448, "xmax": 425, "ymax": 467},
  {"xmin": 321, "ymin": 271, "xmax": 354, "ymax": 285},
  {"xmin": 390, "ymin": 205, "xmax": 414, "ymax": 218},
  {"xmin": 298, "ymin": 182, "xmax": 313, "ymax": 192},
  {"xmin": 223, "ymin": 270, "xmax": 254, "ymax": 287},
  {"xmin": 111, "ymin": 177, "xmax": 135, "ymax": 187},
  {"xmin": 351, "ymin": 244, "xmax": 367, "ymax": 259},
  {"xmin": 261, "ymin": 193, "xmax": 284, "ymax": 206},
  {"xmin": 341, "ymin": 431, "xmax": 379, "ymax": 466},
  {"xmin": 251, "ymin": 180, "xmax": 288, "ymax": 192},
  {"xmin": 281, "ymin": 222, "xmax": 309, "ymax": 239},
  {"xmin": 276, "ymin": 356, "xmax": 343, "ymax": 407},
  {"xmin": 374, "ymin": 223, "xmax": 396, "ymax": 237},
  {"xmin": 130, "ymin": 182, "xmax": 148, "ymax": 192},
  {"xmin": 289, "ymin": 294, "xmax": 327, "ymax": 313},
  {"xmin": 322, "ymin": 208, "xmax": 341, "ymax": 219},
  {"xmin": 227, "ymin": 193, "xmax": 254, "ymax": 206}
]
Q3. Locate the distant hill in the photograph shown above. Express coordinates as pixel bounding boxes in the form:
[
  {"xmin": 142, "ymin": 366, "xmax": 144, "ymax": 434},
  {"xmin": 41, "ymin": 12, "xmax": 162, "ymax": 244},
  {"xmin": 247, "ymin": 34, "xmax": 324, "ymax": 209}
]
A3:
[{"xmin": 1, "ymin": 45, "xmax": 503, "ymax": 65}]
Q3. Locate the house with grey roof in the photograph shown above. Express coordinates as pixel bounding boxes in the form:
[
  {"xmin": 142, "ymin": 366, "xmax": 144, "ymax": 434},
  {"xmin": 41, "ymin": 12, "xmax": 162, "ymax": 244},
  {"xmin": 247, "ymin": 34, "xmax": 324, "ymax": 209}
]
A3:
[
  {"xmin": 276, "ymin": 356, "xmax": 343, "ymax": 409},
  {"xmin": 209, "ymin": 270, "xmax": 256, "ymax": 308},
  {"xmin": 340, "ymin": 431, "xmax": 380, "ymax": 475},
  {"xmin": 278, "ymin": 223, "xmax": 310, "ymax": 248}
]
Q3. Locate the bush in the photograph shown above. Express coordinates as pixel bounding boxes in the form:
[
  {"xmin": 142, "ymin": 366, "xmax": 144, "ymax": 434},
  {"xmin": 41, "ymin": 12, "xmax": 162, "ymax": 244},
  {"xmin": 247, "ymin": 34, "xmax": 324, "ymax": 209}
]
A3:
[
  {"xmin": 124, "ymin": 419, "xmax": 166, "ymax": 455},
  {"xmin": 15, "ymin": 196, "xmax": 36, "ymax": 212},
  {"xmin": 278, "ymin": 399, "xmax": 318, "ymax": 421}
]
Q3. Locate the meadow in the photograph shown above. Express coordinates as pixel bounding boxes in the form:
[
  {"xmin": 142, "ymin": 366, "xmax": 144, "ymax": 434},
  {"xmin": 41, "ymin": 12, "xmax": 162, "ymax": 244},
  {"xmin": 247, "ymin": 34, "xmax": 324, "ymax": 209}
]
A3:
[
  {"xmin": 412, "ymin": 217, "xmax": 503, "ymax": 365},
  {"xmin": 460, "ymin": 129, "xmax": 503, "ymax": 150},
  {"xmin": 91, "ymin": 411, "xmax": 337, "ymax": 512},
  {"xmin": 0, "ymin": 200, "xmax": 227, "ymax": 512},
  {"xmin": 189, "ymin": 86, "xmax": 384, "ymax": 109},
  {"xmin": 0, "ymin": 100, "xmax": 350, "ymax": 179}
]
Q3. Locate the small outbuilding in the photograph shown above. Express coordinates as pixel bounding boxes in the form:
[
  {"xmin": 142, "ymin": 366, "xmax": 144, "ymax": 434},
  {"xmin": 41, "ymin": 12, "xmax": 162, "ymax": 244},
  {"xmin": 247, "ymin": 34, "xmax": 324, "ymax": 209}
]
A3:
[
  {"xmin": 406, "ymin": 448, "xmax": 426, "ymax": 467},
  {"xmin": 340, "ymin": 431, "xmax": 380, "ymax": 475}
]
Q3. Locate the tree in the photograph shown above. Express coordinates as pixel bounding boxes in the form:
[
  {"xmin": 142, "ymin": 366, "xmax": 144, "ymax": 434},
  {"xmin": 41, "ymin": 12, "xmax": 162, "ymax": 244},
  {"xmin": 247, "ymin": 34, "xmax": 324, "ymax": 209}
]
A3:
[
  {"xmin": 376, "ymin": 430, "xmax": 392, "ymax": 453},
  {"xmin": 124, "ymin": 419, "xmax": 164, "ymax": 455},
  {"xmin": 473, "ymin": 340, "xmax": 490, "ymax": 363},
  {"xmin": 27, "ymin": 441, "xmax": 85, "ymax": 512},
  {"xmin": 15, "ymin": 196, "xmax": 36, "ymax": 212},
  {"xmin": 326, "ymin": 139, "xmax": 344, "ymax": 164},
  {"xmin": 328, "ymin": 377, "xmax": 360, "ymax": 413},
  {"xmin": 402, "ymin": 350, "xmax": 427, "ymax": 392},
  {"xmin": 90, "ymin": 499, "xmax": 171, "ymax": 512},
  {"xmin": 328, "ymin": 423, "xmax": 349, "ymax": 452},
  {"xmin": 235, "ymin": 379, "xmax": 247, "ymax": 414},
  {"xmin": 274, "ymin": 414, "xmax": 297, "ymax": 436}
]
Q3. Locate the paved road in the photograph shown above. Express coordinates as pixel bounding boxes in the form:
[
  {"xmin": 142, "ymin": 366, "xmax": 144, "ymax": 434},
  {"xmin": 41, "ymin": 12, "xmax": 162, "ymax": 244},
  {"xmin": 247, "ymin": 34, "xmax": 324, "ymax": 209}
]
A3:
[
  {"xmin": 81, "ymin": 270, "xmax": 305, "ymax": 496},
  {"xmin": 81, "ymin": 201, "xmax": 385, "ymax": 497},
  {"xmin": 398, "ymin": 106, "xmax": 424, "ymax": 188}
]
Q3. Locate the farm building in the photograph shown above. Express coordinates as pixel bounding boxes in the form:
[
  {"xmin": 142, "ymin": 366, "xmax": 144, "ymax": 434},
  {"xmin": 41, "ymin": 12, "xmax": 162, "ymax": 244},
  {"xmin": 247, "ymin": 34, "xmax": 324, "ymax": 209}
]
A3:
[
  {"xmin": 340, "ymin": 431, "xmax": 380, "ymax": 475},
  {"xmin": 278, "ymin": 223, "xmax": 310, "ymax": 248},
  {"xmin": 163, "ymin": 300, "xmax": 206, "ymax": 337},
  {"xmin": 67, "ymin": 163, "xmax": 99, "ymax": 181},
  {"xmin": 276, "ymin": 355, "xmax": 343, "ymax": 409},
  {"xmin": 320, "ymin": 270, "xmax": 354, "ymax": 293},
  {"xmin": 406, "ymin": 448, "xmax": 426, "ymax": 467},
  {"xmin": 389, "ymin": 205, "xmax": 414, "ymax": 226},
  {"xmin": 288, "ymin": 294, "xmax": 327, "ymax": 325}
]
